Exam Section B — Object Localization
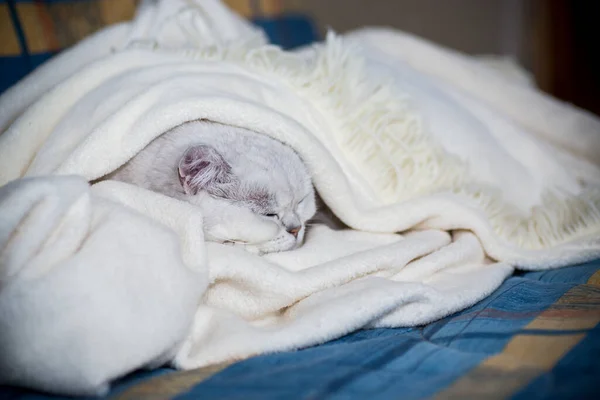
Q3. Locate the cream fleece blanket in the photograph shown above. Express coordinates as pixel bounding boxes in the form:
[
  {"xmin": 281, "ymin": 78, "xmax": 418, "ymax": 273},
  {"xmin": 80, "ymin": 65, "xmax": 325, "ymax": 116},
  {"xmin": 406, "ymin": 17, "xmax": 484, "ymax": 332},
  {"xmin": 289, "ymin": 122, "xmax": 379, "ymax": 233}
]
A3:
[{"xmin": 1, "ymin": 0, "xmax": 600, "ymax": 396}]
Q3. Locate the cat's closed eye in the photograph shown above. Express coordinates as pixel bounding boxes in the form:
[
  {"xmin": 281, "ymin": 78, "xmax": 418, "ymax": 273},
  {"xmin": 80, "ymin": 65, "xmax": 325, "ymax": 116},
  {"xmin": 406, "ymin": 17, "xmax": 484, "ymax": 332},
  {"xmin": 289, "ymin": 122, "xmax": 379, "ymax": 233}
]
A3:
[
  {"xmin": 298, "ymin": 194, "xmax": 310, "ymax": 205},
  {"xmin": 264, "ymin": 213, "xmax": 278, "ymax": 218}
]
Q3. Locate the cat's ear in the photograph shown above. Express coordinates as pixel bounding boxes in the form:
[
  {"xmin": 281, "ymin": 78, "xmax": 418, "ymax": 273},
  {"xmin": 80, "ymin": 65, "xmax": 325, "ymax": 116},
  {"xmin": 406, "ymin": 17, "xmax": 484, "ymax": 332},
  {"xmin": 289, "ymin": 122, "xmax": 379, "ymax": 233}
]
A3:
[{"xmin": 178, "ymin": 145, "xmax": 233, "ymax": 195}]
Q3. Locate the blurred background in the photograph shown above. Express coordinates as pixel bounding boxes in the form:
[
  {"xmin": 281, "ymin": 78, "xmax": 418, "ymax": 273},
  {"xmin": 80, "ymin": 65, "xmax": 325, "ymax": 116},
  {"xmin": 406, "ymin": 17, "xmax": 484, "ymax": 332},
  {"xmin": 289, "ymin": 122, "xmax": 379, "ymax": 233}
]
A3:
[{"xmin": 1, "ymin": 0, "xmax": 598, "ymax": 115}]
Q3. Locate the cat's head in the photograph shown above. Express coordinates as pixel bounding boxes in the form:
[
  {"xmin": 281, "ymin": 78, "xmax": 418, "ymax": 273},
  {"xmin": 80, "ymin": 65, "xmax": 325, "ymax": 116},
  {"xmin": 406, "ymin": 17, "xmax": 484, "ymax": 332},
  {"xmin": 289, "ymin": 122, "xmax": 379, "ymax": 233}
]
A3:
[{"xmin": 177, "ymin": 142, "xmax": 316, "ymax": 254}]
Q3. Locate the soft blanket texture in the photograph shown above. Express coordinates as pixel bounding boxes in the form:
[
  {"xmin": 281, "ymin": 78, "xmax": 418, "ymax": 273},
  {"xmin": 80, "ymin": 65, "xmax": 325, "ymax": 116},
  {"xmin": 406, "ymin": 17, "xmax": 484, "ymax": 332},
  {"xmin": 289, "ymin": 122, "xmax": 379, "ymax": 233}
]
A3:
[
  {"xmin": 1, "ymin": 0, "xmax": 599, "ymax": 396},
  {"xmin": 5, "ymin": 261, "xmax": 598, "ymax": 400}
]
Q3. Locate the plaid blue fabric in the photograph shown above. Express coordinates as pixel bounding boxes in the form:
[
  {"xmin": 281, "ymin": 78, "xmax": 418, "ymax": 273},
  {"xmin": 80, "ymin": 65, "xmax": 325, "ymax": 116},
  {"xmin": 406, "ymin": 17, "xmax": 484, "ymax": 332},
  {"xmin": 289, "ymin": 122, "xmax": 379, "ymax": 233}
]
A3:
[{"xmin": 3, "ymin": 260, "xmax": 599, "ymax": 399}]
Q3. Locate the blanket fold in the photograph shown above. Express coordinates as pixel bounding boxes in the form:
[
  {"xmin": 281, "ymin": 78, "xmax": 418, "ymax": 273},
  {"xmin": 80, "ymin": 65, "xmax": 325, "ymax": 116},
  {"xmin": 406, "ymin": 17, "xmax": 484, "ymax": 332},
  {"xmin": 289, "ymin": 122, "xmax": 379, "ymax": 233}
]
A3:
[
  {"xmin": 1, "ymin": 0, "xmax": 599, "ymax": 395},
  {"xmin": 0, "ymin": 176, "xmax": 205, "ymax": 395}
]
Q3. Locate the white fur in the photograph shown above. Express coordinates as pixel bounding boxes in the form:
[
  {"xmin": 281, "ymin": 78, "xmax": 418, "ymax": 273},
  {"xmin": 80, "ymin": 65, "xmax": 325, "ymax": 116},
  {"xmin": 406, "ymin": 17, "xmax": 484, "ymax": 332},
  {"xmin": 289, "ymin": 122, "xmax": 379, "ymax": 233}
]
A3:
[{"xmin": 110, "ymin": 120, "xmax": 316, "ymax": 254}]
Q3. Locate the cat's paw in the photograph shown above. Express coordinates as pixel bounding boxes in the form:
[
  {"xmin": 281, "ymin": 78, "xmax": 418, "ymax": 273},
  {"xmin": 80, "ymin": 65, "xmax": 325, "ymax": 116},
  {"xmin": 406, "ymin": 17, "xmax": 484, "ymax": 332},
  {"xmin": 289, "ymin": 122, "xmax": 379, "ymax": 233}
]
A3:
[{"xmin": 204, "ymin": 208, "xmax": 279, "ymax": 245}]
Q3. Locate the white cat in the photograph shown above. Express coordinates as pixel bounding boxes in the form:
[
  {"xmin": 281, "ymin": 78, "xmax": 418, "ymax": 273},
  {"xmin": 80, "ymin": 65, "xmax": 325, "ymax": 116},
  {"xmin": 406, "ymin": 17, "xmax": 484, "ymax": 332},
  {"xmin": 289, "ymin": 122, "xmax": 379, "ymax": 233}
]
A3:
[{"xmin": 110, "ymin": 120, "xmax": 317, "ymax": 254}]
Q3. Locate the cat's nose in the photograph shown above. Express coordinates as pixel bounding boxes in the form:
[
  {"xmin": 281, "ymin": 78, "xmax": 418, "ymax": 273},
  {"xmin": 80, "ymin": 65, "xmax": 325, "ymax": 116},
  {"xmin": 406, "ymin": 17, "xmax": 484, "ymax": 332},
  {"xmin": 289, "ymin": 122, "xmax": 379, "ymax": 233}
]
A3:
[{"xmin": 287, "ymin": 226, "xmax": 301, "ymax": 238}]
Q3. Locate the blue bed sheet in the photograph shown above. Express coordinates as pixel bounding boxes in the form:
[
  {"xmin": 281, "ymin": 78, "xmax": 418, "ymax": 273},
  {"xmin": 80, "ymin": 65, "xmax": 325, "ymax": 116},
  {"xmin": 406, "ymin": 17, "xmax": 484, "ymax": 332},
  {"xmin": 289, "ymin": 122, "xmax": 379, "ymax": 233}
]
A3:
[{"xmin": 3, "ymin": 259, "xmax": 599, "ymax": 400}]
